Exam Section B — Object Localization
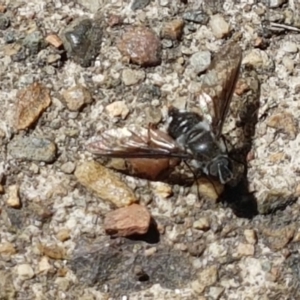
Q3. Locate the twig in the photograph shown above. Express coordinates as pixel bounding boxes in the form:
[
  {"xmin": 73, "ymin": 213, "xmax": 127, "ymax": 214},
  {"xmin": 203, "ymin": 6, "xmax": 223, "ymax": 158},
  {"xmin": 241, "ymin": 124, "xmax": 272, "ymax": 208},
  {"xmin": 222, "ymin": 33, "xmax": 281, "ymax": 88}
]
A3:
[{"xmin": 269, "ymin": 22, "xmax": 300, "ymax": 32}]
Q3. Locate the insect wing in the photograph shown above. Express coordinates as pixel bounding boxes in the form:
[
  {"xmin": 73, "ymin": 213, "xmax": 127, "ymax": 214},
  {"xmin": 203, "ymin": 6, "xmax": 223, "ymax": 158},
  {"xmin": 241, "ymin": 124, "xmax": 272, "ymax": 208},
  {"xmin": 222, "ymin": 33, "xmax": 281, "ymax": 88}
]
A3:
[
  {"xmin": 198, "ymin": 42, "xmax": 242, "ymax": 138},
  {"xmin": 86, "ymin": 126, "xmax": 190, "ymax": 159}
]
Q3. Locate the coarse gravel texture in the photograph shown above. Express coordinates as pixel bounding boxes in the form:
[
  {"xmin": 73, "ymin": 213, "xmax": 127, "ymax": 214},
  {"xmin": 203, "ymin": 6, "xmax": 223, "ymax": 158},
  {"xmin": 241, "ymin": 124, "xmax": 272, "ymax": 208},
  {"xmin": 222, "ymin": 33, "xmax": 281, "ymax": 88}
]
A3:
[{"xmin": 1, "ymin": 0, "xmax": 300, "ymax": 299}]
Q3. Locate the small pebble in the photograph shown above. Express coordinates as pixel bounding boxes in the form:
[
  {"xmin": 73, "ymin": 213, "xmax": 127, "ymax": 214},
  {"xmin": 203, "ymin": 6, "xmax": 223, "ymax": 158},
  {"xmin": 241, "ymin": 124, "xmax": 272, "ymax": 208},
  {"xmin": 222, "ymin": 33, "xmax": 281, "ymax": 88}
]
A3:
[
  {"xmin": 23, "ymin": 30, "xmax": 46, "ymax": 54},
  {"xmin": 47, "ymin": 54, "xmax": 61, "ymax": 64},
  {"xmin": 121, "ymin": 68, "xmax": 145, "ymax": 86},
  {"xmin": 60, "ymin": 162, "xmax": 76, "ymax": 174},
  {"xmin": 268, "ymin": 0, "xmax": 288, "ymax": 8},
  {"xmin": 235, "ymin": 243, "xmax": 255, "ymax": 257},
  {"xmin": 16, "ymin": 264, "xmax": 35, "ymax": 280},
  {"xmin": 0, "ymin": 14, "xmax": 10, "ymax": 30},
  {"xmin": 161, "ymin": 19, "xmax": 184, "ymax": 40},
  {"xmin": 6, "ymin": 185, "xmax": 21, "ymax": 208},
  {"xmin": 282, "ymin": 56, "xmax": 294, "ymax": 73},
  {"xmin": 193, "ymin": 218, "xmax": 210, "ymax": 231},
  {"xmin": 106, "ymin": 101, "xmax": 129, "ymax": 119},
  {"xmin": 267, "ymin": 111, "xmax": 298, "ymax": 139},
  {"xmin": 75, "ymin": 161, "xmax": 137, "ymax": 207},
  {"xmin": 56, "ymin": 229, "xmax": 71, "ymax": 242},
  {"xmin": 45, "ymin": 34, "xmax": 63, "ymax": 48},
  {"xmin": 144, "ymin": 247, "xmax": 157, "ymax": 256},
  {"xmin": 244, "ymin": 229, "xmax": 257, "ymax": 245},
  {"xmin": 190, "ymin": 266, "xmax": 218, "ymax": 295},
  {"xmin": 15, "ymin": 82, "xmax": 52, "ymax": 130},
  {"xmin": 242, "ymin": 49, "xmax": 275, "ymax": 71},
  {"xmin": 104, "ymin": 204, "xmax": 151, "ymax": 237},
  {"xmin": 0, "ymin": 242, "xmax": 17, "ymax": 256},
  {"xmin": 208, "ymin": 286, "xmax": 225, "ymax": 300},
  {"xmin": 282, "ymin": 41, "xmax": 298, "ymax": 53},
  {"xmin": 189, "ymin": 50, "xmax": 211, "ymax": 74},
  {"xmin": 62, "ymin": 84, "xmax": 93, "ymax": 111},
  {"xmin": 0, "ymin": 5, "xmax": 6, "ymax": 13},
  {"xmin": 61, "ymin": 17, "xmax": 103, "ymax": 67},
  {"xmin": 131, "ymin": 0, "xmax": 151, "ymax": 11},
  {"xmin": 118, "ymin": 26, "xmax": 162, "ymax": 67},
  {"xmin": 38, "ymin": 243, "xmax": 66, "ymax": 260},
  {"xmin": 150, "ymin": 182, "xmax": 172, "ymax": 198},
  {"xmin": 8, "ymin": 136, "xmax": 56, "ymax": 163},
  {"xmin": 38, "ymin": 256, "xmax": 53, "ymax": 274},
  {"xmin": 209, "ymin": 14, "xmax": 230, "ymax": 39},
  {"xmin": 183, "ymin": 10, "xmax": 209, "ymax": 25}
]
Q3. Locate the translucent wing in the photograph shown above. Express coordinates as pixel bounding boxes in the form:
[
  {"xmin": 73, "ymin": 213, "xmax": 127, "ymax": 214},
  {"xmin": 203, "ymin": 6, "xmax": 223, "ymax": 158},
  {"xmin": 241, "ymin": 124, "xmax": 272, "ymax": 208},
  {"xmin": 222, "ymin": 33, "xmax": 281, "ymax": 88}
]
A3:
[
  {"xmin": 86, "ymin": 125, "xmax": 192, "ymax": 159},
  {"xmin": 197, "ymin": 42, "xmax": 242, "ymax": 138}
]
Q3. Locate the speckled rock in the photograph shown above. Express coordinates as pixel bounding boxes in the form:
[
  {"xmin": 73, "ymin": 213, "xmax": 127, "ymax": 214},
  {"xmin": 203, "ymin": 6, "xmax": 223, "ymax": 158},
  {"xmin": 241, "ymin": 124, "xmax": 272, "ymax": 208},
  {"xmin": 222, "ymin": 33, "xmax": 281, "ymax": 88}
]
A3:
[
  {"xmin": 117, "ymin": 26, "xmax": 162, "ymax": 67},
  {"xmin": 8, "ymin": 136, "xmax": 56, "ymax": 163}
]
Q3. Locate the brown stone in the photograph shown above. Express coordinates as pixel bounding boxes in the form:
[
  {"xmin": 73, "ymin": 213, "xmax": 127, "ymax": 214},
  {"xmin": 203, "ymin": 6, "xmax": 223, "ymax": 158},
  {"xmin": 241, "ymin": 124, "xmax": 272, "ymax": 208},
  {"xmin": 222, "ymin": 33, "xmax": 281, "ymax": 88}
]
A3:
[
  {"xmin": 38, "ymin": 244, "xmax": 67, "ymax": 260},
  {"xmin": 104, "ymin": 204, "xmax": 151, "ymax": 237},
  {"xmin": 0, "ymin": 5, "xmax": 6, "ymax": 13},
  {"xmin": 45, "ymin": 34, "xmax": 63, "ymax": 48},
  {"xmin": 16, "ymin": 82, "xmax": 51, "ymax": 130},
  {"xmin": 161, "ymin": 19, "xmax": 184, "ymax": 40},
  {"xmin": 117, "ymin": 26, "xmax": 162, "ymax": 67}
]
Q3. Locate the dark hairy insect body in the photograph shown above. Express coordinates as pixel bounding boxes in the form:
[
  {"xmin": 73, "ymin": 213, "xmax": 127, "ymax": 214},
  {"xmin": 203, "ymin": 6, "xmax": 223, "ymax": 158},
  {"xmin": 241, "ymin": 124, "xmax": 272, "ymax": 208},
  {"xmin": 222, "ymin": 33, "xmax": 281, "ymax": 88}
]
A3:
[
  {"xmin": 167, "ymin": 107, "xmax": 231, "ymax": 184},
  {"xmin": 87, "ymin": 41, "xmax": 242, "ymax": 185}
]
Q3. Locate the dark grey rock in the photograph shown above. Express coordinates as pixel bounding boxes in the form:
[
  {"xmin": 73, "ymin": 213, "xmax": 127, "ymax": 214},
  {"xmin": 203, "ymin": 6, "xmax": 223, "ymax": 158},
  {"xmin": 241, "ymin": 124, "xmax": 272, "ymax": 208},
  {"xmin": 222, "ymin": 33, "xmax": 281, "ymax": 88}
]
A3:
[
  {"xmin": 131, "ymin": 0, "xmax": 151, "ymax": 11},
  {"xmin": 183, "ymin": 10, "xmax": 209, "ymax": 25},
  {"xmin": 23, "ymin": 30, "xmax": 46, "ymax": 55},
  {"xmin": 61, "ymin": 16, "xmax": 103, "ymax": 67},
  {"xmin": 4, "ymin": 30, "xmax": 15, "ymax": 43},
  {"xmin": 0, "ymin": 14, "xmax": 10, "ymax": 30}
]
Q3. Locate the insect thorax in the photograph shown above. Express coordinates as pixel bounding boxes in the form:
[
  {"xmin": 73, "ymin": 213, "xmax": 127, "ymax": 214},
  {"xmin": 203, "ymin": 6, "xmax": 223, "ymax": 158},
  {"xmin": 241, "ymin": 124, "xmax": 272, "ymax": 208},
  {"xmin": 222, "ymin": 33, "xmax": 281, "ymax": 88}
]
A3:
[{"xmin": 167, "ymin": 108, "xmax": 225, "ymax": 161}]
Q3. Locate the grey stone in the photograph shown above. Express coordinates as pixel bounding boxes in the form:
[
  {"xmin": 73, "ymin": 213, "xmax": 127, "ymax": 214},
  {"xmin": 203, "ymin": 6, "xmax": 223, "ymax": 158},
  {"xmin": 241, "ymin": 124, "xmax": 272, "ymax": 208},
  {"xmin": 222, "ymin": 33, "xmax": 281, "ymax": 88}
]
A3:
[{"xmin": 8, "ymin": 136, "xmax": 56, "ymax": 163}]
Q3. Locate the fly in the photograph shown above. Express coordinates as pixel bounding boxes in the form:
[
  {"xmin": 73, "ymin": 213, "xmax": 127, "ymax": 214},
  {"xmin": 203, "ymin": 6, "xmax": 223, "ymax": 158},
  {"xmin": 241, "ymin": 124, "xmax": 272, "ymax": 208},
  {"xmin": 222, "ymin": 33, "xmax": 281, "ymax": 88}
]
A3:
[{"xmin": 86, "ymin": 41, "xmax": 242, "ymax": 185}]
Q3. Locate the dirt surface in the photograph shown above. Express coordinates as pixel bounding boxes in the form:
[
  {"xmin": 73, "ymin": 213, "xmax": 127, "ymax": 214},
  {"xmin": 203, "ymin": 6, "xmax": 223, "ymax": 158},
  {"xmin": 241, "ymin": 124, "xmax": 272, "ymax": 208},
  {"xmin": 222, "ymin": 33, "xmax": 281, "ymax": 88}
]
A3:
[{"xmin": 1, "ymin": 0, "xmax": 300, "ymax": 299}]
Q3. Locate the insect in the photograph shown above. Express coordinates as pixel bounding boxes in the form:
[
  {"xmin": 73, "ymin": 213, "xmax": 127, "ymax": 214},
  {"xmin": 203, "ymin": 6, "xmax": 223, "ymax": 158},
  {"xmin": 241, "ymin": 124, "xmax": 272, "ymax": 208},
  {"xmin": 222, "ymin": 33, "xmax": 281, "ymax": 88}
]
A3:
[{"xmin": 87, "ymin": 42, "xmax": 242, "ymax": 185}]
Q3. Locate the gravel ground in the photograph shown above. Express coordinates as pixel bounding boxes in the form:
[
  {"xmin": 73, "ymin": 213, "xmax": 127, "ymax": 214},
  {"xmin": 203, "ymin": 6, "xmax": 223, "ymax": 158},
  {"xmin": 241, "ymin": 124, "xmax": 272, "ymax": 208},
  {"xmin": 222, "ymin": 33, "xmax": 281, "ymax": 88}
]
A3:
[{"xmin": 1, "ymin": 0, "xmax": 300, "ymax": 299}]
